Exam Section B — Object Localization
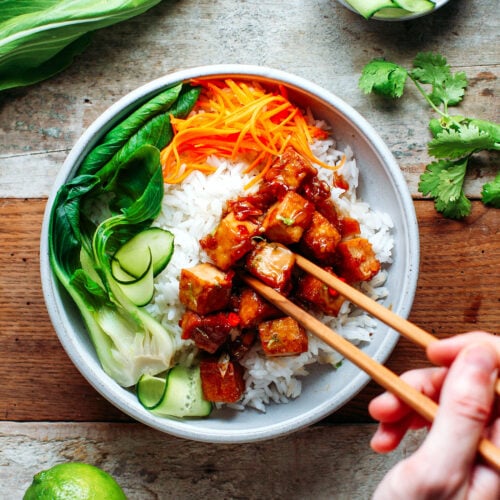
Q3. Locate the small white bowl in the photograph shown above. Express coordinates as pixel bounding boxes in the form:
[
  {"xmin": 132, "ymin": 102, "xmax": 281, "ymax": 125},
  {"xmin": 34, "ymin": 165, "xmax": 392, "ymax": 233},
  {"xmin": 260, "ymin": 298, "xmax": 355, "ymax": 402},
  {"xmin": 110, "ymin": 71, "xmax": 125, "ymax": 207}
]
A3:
[
  {"xmin": 41, "ymin": 65, "xmax": 419, "ymax": 443},
  {"xmin": 337, "ymin": 0, "xmax": 450, "ymax": 21}
]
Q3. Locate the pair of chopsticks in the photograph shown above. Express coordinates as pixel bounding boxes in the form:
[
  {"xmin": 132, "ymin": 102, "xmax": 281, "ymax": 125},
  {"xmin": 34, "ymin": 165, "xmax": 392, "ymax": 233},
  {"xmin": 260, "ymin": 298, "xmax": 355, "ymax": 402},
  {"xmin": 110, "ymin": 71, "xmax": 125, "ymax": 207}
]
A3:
[{"xmin": 240, "ymin": 253, "xmax": 500, "ymax": 471}]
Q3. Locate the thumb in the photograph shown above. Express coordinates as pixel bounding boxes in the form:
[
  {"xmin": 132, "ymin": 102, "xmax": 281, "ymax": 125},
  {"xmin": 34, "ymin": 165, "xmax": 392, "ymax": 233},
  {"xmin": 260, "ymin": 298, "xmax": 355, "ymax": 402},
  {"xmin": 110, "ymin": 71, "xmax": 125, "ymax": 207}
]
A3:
[{"xmin": 418, "ymin": 343, "xmax": 498, "ymax": 473}]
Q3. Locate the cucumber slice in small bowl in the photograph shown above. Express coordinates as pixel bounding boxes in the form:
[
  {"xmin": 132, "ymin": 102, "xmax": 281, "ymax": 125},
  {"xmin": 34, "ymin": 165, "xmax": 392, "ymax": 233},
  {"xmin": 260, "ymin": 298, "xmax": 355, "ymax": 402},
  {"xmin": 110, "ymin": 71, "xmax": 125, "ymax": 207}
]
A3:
[
  {"xmin": 337, "ymin": 0, "xmax": 447, "ymax": 20},
  {"xmin": 342, "ymin": 0, "xmax": 395, "ymax": 18},
  {"xmin": 392, "ymin": 0, "xmax": 435, "ymax": 12}
]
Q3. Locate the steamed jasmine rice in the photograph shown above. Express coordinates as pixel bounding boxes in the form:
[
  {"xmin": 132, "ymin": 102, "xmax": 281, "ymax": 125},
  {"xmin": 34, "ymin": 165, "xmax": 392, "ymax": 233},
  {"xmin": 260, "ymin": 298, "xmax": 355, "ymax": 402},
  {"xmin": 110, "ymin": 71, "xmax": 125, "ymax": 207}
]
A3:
[{"xmin": 147, "ymin": 134, "xmax": 394, "ymax": 412}]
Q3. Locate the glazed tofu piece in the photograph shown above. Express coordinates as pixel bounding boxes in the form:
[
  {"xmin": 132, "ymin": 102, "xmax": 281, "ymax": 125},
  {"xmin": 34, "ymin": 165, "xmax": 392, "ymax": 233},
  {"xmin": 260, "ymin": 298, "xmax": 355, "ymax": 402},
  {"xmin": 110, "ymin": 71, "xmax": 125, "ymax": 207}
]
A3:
[
  {"xmin": 200, "ymin": 211, "xmax": 260, "ymax": 270},
  {"xmin": 296, "ymin": 270, "xmax": 346, "ymax": 317},
  {"xmin": 335, "ymin": 237, "xmax": 380, "ymax": 283},
  {"xmin": 179, "ymin": 263, "xmax": 233, "ymax": 314},
  {"xmin": 179, "ymin": 310, "xmax": 238, "ymax": 353},
  {"xmin": 200, "ymin": 355, "xmax": 246, "ymax": 403},
  {"xmin": 262, "ymin": 191, "xmax": 315, "ymax": 245},
  {"xmin": 300, "ymin": 211, "xmax": 341, "ymax": 264},
  {"xmin": 238, "ymin": 287, "xmax": 281, "ymax": 328},
  {"xmin": 338, "ymin": 216, "xmax": 360, "ymax": 239},
  {"xmin": 258, "ymin": 317, "xmax": 308, "ymax": 357},
  {"xmin": 246, "ymin": 241, "xmax": 295, "ymax": 293},
  {"xmin": 264, "ymin": 147, "xmax": 318, "ymax": 192}
]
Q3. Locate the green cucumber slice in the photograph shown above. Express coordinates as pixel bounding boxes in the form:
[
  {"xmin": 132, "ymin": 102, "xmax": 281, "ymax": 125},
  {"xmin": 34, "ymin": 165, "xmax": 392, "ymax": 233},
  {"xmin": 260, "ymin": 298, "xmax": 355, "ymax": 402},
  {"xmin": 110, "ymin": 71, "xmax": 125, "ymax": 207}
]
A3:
[
  {"xmin": 146, "ymin": 365, "xmax": 212, "ymax": 418},
  {"xmin": 112, "ymin": 249, "xmax": 155, "ymax": 306},
  {"xmin": 137, "ymin": 374, "xmax": 168, "ymax": 410},
  {"xmin": 374, "ymin": 6, "xmax": 412, "ymax": 17},
  {"xmin": 344, "ymin": 0, "xmax": 396, "ymax": 18},
  {"xmin": 392, "ymin": 0, "xmax": 435, "ymax": 12},
  {"xmin": 113, "ymin": 227, "xmax": 174, "ymax": 278}
]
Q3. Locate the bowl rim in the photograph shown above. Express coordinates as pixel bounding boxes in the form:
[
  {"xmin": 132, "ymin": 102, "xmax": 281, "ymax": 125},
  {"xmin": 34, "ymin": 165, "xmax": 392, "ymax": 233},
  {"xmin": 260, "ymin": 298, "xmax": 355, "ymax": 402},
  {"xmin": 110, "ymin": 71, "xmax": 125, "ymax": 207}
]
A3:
[{"xmin": 40, "ymin": 64, "xmax": 420, "ymax": 443}]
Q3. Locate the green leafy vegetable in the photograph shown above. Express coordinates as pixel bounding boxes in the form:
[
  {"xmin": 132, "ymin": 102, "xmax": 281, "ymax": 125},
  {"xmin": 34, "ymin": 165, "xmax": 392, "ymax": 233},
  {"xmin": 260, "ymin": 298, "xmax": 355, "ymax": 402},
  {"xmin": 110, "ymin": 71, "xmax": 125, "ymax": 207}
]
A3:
[
  {"xmin": 49, "ymin": 84, "xmax": 201, "ymax": 387},
  {"xmin": 359, "ymin": 52, "xmax": 500, "ymax": 219},
  {"xmin": 0, "ymin": 0, "xmax": 162, "ymax": 91},
  {"xmin": 482, "ymin": 171, "xmax": 500, "ymax": 208}
]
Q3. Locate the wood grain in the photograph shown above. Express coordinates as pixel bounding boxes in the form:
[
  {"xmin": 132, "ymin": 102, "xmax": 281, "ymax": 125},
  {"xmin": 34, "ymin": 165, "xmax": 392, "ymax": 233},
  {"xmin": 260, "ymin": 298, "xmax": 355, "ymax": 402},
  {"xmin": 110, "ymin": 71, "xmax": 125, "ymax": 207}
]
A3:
[
  {"xmin": 0, "ymin": 422, "xmax": 427, "ymax": 499},
  {"xmin": 1, "ymin": 198, "xmax": 498, "ymax": 423},
  {"xmin": 0, "ymin": 1, "xmax": 499, "ymax": 493},
  {"xmin": 0, "ymin": 1, "xmax": 498, "ymax": 199}
]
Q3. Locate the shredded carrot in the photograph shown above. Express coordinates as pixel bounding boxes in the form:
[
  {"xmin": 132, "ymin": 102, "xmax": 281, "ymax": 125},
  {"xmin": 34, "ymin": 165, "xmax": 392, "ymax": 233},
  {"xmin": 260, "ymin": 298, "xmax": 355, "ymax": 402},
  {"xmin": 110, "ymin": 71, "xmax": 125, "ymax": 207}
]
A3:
[{"xmin": 161, "ymin": 79, "xmax": 340, "ymax": 186}]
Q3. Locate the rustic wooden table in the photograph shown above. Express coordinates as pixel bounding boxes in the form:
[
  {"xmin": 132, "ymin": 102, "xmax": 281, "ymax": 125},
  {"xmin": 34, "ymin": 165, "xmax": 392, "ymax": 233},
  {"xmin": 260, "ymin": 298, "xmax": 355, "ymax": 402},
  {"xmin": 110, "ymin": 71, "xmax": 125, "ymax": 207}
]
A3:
[{"xmin": 1, "ymin": 0, "xmax": 498, "ymax": 498}]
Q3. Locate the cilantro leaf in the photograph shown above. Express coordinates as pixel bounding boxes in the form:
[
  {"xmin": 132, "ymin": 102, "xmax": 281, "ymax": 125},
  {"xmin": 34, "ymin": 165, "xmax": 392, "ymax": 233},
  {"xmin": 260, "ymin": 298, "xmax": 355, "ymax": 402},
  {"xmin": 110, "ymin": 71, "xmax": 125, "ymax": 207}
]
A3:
[
  {"xmin": 482, "ymin": 172, "xmax": 500, "ymax": 208},
  {"xmin": 411, "ymin": 52, "xmax": 450, "ymax": 85},
  {"xmin": 359, "ymin": 51, "xmax": 499, "ymax": 219},
  {"xmin": 435, "ymin": 191, "xmax": 471, "ymax": 219},
  {"xmin": 428, "ymin": 124, "xmax": 498, "ymax": 159},
  {"xmin": 358, "ymin": 59, "xmax": 408, "ymax": 99},
  {"xmin": 418, "ymin": 160, "xmax": 451, "ymax": 198},
  {"xmin": 418, "ymin": 158, "xmax": 471, "ymax": 219},
  {"xmin": 410, "ymin": 52, "xmax": 467, "ymax": 107},
  {"xmin": 428, "ymin": 71, "xmax": 468, "ymax": 107}
]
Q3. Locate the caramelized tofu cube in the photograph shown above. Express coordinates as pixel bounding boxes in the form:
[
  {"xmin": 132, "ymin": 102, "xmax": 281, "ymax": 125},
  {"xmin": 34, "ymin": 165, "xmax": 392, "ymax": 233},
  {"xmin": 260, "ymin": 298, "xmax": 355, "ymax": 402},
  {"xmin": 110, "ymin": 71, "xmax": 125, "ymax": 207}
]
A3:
[
  {"xmin": 200, "ymin": 355, "xmax": 245, "ymax": 403},
  {"xmin": 200, "ymin": 211, "xmax": 260, "ymax": 270},
  {"xmin": 300, "ymin": 211, "xmax": 341, "ymax": 264},
  {"xmin": 296, "ymin": 270, "xmax": 346, "ymax": 317},
  {"xmin": 179, "ymin": 311, "xmax": 237, "ymax": 353},
  {"xmin": 262, "ymin": 191, "xmax": 315, "ymax": 244},
  {"xmin": 258, "ymin": 317, "xmax": 308, "ymax": 357},
  {"xmin": 335, "ymin": 237, "xmax": 380, "ymax": 283},
  {"xmin": 179, "ymin": 263, "xmax": 233, "ymax": 314},
  {"xmin": 246, "ymin": 241, "xmax": 295, "ymax": 293},
  {"xmin": 264, "ymin": 147, "xmax": 317, "ymax": 192},
  {"xmin": 338, "ymin": 216, "xmax": 360, "ymax": 239},
  {"xmin": 238, "ymin": 287, "xmax": 281, "ymax": 328}
]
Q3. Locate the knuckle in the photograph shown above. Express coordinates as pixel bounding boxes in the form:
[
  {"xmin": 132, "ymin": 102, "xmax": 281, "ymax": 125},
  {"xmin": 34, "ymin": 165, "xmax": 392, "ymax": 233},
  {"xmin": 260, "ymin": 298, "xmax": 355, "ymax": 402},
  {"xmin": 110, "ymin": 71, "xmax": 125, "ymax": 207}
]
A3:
[
  {"xmin": 454, "ymin": 397, "xmax": 491, "ymax": 423},
  {"xmin": 447, "ymin": 386, "xmax": 492, "ymax": 423}
]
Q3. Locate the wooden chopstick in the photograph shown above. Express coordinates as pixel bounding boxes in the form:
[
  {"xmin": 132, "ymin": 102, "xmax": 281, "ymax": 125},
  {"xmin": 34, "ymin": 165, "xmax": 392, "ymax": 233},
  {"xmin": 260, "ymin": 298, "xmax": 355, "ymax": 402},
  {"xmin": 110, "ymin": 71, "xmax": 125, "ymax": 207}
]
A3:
[
  {"xmin": 294, "ymin": 254, "xmax": 500, "ymax": 397},
  {"xmin": 240, "ymin": 272, "xmax": 500, "ymax": 471}
]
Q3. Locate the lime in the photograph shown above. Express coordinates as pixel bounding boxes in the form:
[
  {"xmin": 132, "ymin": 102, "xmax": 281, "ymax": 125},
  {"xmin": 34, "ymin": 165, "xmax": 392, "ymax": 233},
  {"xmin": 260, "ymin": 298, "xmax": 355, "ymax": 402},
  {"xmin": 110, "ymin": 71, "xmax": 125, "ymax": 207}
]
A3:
[{"xmin": 23, "ymin": 462, "xmax": 126, "ymax": 500}]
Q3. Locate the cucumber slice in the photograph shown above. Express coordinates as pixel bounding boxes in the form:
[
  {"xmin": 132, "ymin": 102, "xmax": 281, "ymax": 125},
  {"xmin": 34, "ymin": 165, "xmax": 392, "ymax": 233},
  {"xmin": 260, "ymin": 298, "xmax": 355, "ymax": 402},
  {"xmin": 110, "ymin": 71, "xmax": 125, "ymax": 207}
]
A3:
[
  {"xmin": 344, "ymin": 0, "xmax": 397, "ymax": 18},
  {"xmin": 147, "ymin": 365, "xmax": 212, "ymax": 418},
  {"xmin": 111, "ymin": 258, "xmax": 140, "ymax": 283},
  {"xmin": 374, "ymin": 6, "xmax": 412, "ymax": 17},
  {"xmin": 137, "ymin": 374, "xmax": 168, "ymax": 410},
  {"xmin": 112, "ymin": 249, "xmax": 155, "ymax": 306},
  {"xmin": 113, "ymin": 227, "xmax": 174, "ymax": 278},
  {"xmin": 392, "ymin": 0, "xmax": 434, "ymax": 12}
]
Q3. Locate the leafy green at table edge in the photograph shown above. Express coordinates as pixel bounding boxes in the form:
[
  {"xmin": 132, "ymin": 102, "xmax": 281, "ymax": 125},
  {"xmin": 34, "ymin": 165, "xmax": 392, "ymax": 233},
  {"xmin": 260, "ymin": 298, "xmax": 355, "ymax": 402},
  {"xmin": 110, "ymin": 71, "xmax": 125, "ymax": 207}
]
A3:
[
  {"xmin": 0, "ymin": 0, "xmax": 163, "ymax": 92},
  {"xmin": 358, "ymin": 51, "xmax": 500, "ymax": 219}
]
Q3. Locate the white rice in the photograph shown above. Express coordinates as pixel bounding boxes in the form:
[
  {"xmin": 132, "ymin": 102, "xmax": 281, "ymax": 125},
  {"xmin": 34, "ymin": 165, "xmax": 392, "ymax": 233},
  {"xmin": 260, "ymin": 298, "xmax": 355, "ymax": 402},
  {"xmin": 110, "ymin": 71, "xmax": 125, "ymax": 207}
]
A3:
[{"xmin": 146, "ymin": 134, "xmax": 394, "ymax": 412}]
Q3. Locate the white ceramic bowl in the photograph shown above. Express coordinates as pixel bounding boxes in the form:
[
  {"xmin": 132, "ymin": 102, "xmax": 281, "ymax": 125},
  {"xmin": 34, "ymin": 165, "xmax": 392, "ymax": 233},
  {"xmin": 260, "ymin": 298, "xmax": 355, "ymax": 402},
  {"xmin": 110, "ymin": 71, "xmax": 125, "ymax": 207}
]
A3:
[
  {"xmin": 41, "ymin": 65, "xmax": 419, "ymax": 443},
  {"xmin": 337, "ymin": 0, "xmax": 450, "ymax": 21}
]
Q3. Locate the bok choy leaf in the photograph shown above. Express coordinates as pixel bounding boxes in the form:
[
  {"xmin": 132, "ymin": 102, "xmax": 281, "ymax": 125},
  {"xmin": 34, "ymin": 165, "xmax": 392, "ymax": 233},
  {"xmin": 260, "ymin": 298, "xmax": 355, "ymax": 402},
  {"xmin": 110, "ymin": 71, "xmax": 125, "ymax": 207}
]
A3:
[
  {"xmin": 0, "ymin": 0, "xmax": 163, "ymax": 91},
  {"xmin": 49, "ymin": 83, "xmax": 200, "ymax": 387}
]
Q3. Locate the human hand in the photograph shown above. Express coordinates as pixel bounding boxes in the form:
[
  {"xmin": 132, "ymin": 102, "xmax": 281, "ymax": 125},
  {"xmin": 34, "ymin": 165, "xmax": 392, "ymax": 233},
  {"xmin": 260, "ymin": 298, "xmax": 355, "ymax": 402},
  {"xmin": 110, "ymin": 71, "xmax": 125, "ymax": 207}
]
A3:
[{"xmin": 369, "ymin": 331, "xmax": 500, "ymax": 500}]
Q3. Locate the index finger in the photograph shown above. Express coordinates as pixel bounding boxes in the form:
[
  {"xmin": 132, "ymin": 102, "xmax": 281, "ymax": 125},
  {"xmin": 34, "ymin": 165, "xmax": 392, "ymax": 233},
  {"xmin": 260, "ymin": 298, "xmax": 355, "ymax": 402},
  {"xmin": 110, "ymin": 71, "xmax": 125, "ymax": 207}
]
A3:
[{"xmin": 427, "ymin": 331, "xmax": 500, "ymax": 367}]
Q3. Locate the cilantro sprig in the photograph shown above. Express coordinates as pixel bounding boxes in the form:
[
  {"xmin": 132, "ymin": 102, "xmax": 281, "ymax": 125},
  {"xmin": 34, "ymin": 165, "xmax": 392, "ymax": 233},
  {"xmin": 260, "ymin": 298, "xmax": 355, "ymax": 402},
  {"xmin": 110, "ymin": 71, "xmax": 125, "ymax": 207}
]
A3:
[{"xmin": 359, "ymin": 52, "xmax": 500, "ymax": 219}]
